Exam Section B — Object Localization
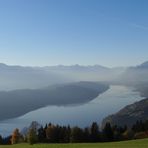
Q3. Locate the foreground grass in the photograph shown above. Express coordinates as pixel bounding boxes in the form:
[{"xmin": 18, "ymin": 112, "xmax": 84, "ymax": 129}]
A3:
[{"xmin": 0, "ymin": 139, "xmax": 148, "ymax": 148}]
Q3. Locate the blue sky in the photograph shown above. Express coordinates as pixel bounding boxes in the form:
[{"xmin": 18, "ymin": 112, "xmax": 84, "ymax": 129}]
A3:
[{"xmin": 0, "ymin": 0, "xmax": 148, "ymax": 67}]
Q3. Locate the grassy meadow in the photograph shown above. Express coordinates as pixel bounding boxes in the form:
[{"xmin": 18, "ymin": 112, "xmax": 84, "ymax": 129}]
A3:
[{"xmin": 0, "ymin": 139, "xmax": 148, "ymax": 148}]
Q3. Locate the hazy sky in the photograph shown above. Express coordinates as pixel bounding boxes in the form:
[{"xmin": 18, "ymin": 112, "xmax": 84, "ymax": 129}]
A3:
[{"xmin": 0, "ymin": 0, "xmax": 148, "ymax": 67}]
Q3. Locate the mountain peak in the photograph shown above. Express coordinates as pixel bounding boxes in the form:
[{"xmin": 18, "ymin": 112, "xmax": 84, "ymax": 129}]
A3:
[
  {"xmin": 140, "ymin": 61, "xmax": 148, "ymax": 67},
  {"xmin": 0, "ymin": 63, "xmax": 7, "ymax": 67},
  {"xmin": 134, "ymin": 61, "xmax": 148, "ymax": 69}
]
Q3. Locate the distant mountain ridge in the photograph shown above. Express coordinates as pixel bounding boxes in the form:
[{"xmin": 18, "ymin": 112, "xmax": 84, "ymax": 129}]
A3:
[
  {"xmin": 115, "ymin": 61, "xmax": 148, "ymax": 97},
  {"xmin": 0, "ymin": 81, "xmax": 109, "ymax": 121},
  {"xmin": 0, "ymin": 61, "xmax": 148, "ymax": 91},
  {"xmin": 0, "ymin": 63, "xmax": 70, "ymax": 90},
  {"xmin": 0, "ymin": 63, "xmax": 124, "ymax": 90}
]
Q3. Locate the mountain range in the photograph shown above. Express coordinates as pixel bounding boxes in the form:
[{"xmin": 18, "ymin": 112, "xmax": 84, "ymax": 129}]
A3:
[
  {"xmin": 0, "ymin": 61, "xmax": 148, "ymax": 122},
  {"xmin": 0, "ymin": 63, "xmax": 123, "ymax": 90},
  {"xmin": 0, "ymin": 61, "xmax": 148, "ymax": 90}
]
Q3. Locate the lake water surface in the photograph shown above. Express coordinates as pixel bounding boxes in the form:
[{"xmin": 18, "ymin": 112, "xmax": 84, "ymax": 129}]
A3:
[{"xmin": 0, "ymin": 85, "xmax": 144, "ymax": 136}]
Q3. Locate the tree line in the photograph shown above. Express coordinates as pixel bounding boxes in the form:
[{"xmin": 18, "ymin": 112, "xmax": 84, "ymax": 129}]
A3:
[{"xmin": 1, "ymin": 120, "xmax": 148, "ymax": 145}]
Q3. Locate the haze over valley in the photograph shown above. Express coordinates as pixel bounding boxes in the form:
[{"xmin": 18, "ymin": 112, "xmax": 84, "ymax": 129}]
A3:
[{"xmin": 0, "ymin": 61, "xmax": 148, "ymax": 125}]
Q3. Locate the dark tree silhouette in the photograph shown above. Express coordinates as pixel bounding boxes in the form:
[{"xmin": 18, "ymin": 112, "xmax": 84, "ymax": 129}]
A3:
[{"xmin": 103, "ymin": 122, "xmax": 114, "ymax": 141}]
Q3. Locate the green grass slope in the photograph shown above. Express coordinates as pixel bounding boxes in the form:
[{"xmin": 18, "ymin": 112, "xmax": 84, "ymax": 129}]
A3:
[{"xmin": 0, "ymin": 139, "xmax": 148, "ymax": 148}]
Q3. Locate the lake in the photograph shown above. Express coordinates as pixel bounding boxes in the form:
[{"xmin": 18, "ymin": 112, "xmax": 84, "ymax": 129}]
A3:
[{"xmin": 0, "ymin": 85, "xmax": 144, "ymax": 137}]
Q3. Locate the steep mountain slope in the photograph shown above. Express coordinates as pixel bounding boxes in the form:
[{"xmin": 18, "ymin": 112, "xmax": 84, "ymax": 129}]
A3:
[{"xmin": 102, "ymin": 98, "xmax": 148, "ymax": 128}]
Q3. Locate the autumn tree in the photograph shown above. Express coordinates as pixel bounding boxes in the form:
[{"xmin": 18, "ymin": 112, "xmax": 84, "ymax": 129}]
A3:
[
  {"xmin": 11, "ymin": 128, "xmax": 22, "ymax": 144},
  {"xmin": 46, "ymin": 124, "xmax": 58, "ymax": 143}
]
